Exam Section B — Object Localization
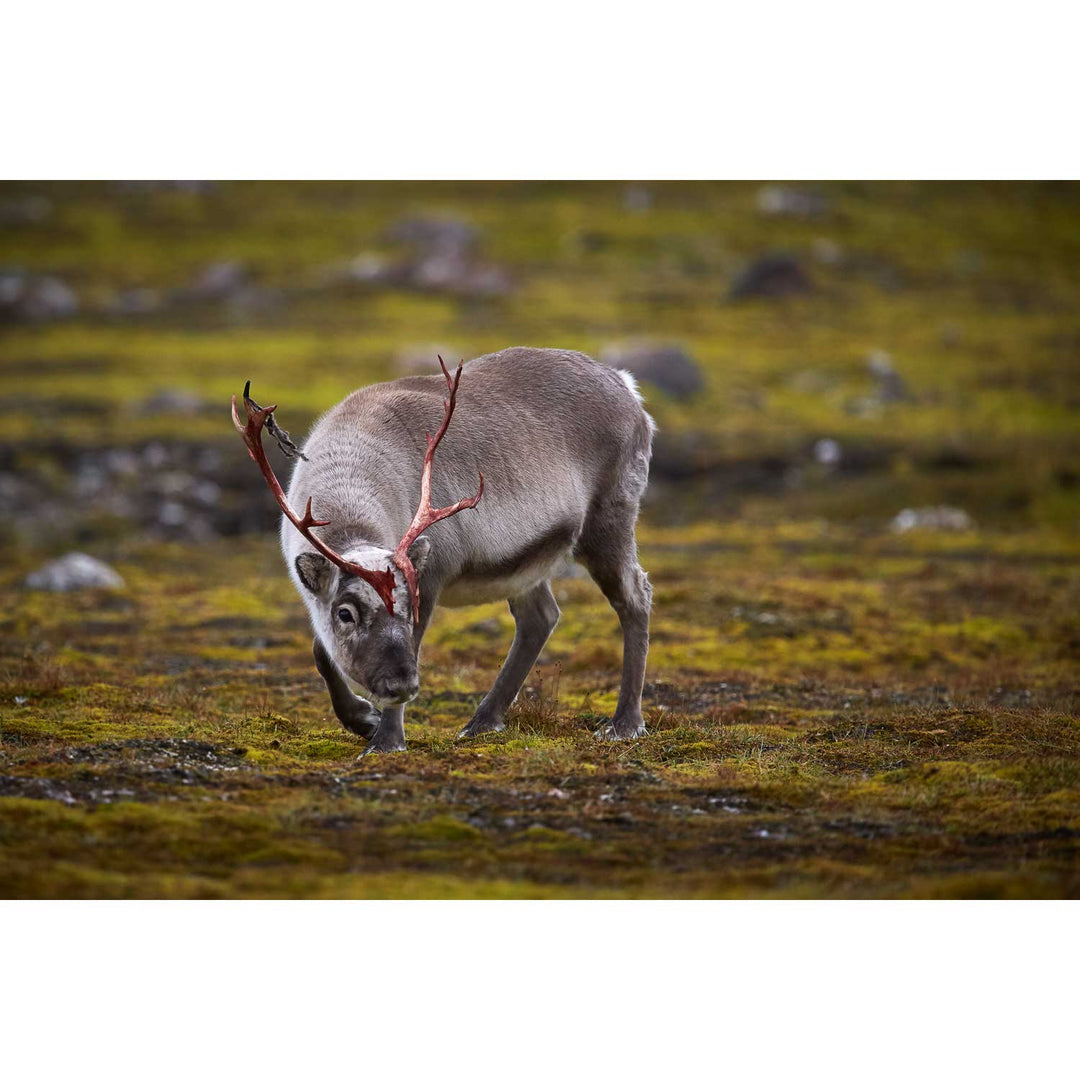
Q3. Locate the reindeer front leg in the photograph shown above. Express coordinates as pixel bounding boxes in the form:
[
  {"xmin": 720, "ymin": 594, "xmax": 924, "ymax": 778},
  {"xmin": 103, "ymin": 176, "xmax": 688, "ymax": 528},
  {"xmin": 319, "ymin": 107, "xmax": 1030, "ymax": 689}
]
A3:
[
  {"xmin": 360, "ymin": 587, "xmax": 438, "ymax": 757},
  {"xmin": 460, "ymin": 582, "xmax": 561, "ymax": 738},
  {"xmin": 313, "ymin": 638, "xmax": 381, "ymax": 739}
]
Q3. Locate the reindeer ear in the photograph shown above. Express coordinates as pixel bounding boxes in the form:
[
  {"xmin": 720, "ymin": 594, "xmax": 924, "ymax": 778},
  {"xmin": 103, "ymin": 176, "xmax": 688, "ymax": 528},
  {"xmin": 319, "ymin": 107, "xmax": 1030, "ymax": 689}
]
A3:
[
  {"xmin": 295, "ymin": 552, "xmax": 333, "ymax": 595},
  {"xmin": 407, "ymin": 536, "xmax": 431, "ymax": 577}
]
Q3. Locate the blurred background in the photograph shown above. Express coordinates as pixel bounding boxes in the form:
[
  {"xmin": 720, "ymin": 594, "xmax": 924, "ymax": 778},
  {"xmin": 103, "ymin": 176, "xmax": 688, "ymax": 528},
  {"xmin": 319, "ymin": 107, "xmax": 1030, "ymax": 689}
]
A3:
[{"xmin": 1, "ymin": 181, "xmax": 1076, "ymax": 565}]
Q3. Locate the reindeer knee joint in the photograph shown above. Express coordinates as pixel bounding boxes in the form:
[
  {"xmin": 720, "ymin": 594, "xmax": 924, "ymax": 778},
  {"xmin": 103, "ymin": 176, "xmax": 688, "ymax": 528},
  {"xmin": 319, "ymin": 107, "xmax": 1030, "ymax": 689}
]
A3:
[{"xmin": 540, "ymin": 596, "xmax": 561, "ymax": 632}]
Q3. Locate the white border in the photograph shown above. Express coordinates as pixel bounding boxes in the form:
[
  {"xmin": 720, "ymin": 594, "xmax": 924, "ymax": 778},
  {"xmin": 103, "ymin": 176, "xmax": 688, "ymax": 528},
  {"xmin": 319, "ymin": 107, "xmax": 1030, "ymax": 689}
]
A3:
[
  {"xmin": 4, "ymin": 2, "xmax": 1077, "ymax": 178},
  {"xmin": 2, "ymin": 901, "xmax": 1075, "ymax": 1077}
]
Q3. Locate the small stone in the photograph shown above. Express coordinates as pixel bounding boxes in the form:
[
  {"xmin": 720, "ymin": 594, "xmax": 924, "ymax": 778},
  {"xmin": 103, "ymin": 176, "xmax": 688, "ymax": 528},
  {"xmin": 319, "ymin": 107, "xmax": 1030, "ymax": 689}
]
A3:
[
  {"xmin": 188, "ymin": 260, "xmax": 248, "ymax": 300},
  {"xmin": 729, "ymin": 253, "xmax": 813, "ymax": 300},
  {"xmin": 598, "ymin": 341, "xmax": 704, "ymax": 400},
  {"xmin": 0, "ymin": 195, "xmax": 53, "ymax": 225},
  {"xmin": 342, "ymin": 253, "xmax": 391, "ymax": 284},
  {"xmin": 623, "ymin": 185, "xmax": 652, "ymax": 212},
  {"xmin": 890, "ymin": 506, "xmax": 974, "ymax": 533},
  {"xmin": 158, "ymin": 502, "xmax": 186, "ymax": 528},
  {"xmin": 757, "ymin": 185, "xmax": 828, "ymax": 218},
  {"xmin": 813, "ymin": 438, "xmax": 842, "ymax": 467},
  {"xmin": 24, "ymin": 553, "xmax": 125, "ymax": 592},
  {"xmin": 143, "ymin": 443, "xmax": 168, "ymax": 469},
  {"xmin": 0, "ymin": 270, "xmax": 79, "ymax": 322},
  {"xmin": 192, "ymin": 481, "xmax": 221, "ymax": 506},
  {"xmin": 387, "ymin": 216, "xmax": 480, "ymax": 258}
]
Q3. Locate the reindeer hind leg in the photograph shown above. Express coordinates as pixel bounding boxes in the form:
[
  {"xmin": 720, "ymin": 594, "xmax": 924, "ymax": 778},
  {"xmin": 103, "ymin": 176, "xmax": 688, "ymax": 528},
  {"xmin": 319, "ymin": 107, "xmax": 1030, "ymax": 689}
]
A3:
[{"xmin": 574, "ymin": 502, "xmax": 652, "ymax": 741}]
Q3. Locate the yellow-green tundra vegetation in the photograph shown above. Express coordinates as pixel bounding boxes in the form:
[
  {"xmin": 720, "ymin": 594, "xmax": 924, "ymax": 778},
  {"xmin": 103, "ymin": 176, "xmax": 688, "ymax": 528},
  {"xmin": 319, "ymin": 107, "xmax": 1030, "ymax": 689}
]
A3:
[{"xmin": 1, "ymin": 181, "xmax": 1077, "ymax": 897}]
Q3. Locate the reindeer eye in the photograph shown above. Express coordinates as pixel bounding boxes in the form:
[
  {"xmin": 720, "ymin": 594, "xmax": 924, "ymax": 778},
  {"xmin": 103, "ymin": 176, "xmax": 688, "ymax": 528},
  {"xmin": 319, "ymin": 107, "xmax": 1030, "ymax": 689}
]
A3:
[{"xmin": 336, "ymin": 607, "xmax": 354, "ymax": 623}]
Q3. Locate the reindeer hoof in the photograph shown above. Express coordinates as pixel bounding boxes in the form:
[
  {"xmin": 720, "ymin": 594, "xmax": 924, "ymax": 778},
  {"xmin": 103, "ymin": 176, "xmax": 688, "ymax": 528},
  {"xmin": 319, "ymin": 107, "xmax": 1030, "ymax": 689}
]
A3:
[
  {"xmin": 594, "ymin": 715, "xmax": 646, "ymax": 741},
  {"xmin": 458, "ymin": 714, "xmax": 506, "ymax": 739},
  {"xmin": 359, "ymin": 725, "xmax": 407, "ymax": 757},
  {"xmin": 358, "ymin": 740, "xmax": 406, "ymax": 758}
]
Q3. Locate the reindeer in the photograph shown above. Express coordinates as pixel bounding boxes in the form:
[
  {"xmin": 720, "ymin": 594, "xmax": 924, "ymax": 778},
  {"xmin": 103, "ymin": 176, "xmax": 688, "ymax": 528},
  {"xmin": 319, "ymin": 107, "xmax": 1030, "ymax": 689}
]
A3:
[{"xmin": 231, "ymin": 347, "xmax": 654, "ymax": 755}]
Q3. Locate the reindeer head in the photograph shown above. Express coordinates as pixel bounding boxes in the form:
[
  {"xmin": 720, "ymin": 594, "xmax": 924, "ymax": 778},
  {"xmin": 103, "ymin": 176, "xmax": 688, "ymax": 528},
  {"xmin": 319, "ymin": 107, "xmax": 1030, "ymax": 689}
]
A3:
[
  {"xmin": 231, "ymin": 358, "xmax": 483, "ymax": 704},
  {"xmin": 292, "ymin": 538, "xmax": 431, "ymax": 704}
]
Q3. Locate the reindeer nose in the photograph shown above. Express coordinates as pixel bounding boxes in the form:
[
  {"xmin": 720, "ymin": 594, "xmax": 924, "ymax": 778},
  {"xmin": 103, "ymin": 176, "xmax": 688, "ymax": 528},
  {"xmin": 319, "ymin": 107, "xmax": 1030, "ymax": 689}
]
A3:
[{"xmin": 379, "ymin": 674, "xmax": 420, "ymax": 704}]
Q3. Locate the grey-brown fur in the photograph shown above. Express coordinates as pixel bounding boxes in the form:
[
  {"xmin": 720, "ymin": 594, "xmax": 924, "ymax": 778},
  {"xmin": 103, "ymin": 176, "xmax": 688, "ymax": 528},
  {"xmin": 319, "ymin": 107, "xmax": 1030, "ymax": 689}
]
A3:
[{"xmin": 281, "ymin": 346, "xmax": 654, "ymax": 755}]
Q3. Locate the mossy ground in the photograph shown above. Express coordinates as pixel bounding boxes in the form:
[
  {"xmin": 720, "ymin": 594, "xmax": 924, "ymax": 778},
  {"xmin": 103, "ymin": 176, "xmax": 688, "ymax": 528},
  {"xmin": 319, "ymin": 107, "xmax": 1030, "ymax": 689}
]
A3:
[
  {"xmin": 2, "ymin": 525, "xmax": 1076, "ymax": 898},
  {"xmin": 1, "ymin": 181, "xmax": 1077, "ymax": 897}
]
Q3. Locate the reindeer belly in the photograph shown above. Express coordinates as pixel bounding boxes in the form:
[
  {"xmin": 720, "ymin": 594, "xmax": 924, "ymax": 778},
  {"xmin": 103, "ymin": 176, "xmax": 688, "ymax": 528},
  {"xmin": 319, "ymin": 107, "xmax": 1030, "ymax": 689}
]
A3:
[{"xmin": 438, "ymin": 520, "xmax": 578, "ymax": 606}]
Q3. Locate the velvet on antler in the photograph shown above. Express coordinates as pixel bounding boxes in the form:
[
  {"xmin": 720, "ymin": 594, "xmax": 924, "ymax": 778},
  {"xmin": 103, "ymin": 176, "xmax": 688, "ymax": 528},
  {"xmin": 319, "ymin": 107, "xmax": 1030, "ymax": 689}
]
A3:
[
  {"xmin": 392, "ymin": 356, "xmax": 484, "ymax": 621},
  {"xmin": 231, "ymin": 382, "xmax": 398, "ymax": 614},
  {"xmin": 231, "ymin": 359, "xmax": 483, "ymax": 622}
]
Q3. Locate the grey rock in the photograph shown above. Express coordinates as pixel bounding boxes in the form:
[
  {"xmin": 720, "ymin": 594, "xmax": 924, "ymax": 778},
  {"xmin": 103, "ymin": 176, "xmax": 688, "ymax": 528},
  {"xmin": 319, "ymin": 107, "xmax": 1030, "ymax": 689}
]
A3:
[
  {"xmin": 0, "ymin": 472, "xmax": 21, "ymax": 504},
  {"xmin": 327, "ymin": 216, "xmax": 513, "ymax": 301},
  {"xmin": 890, "ymin": 506, "xmax": 974, "ymax": 533},
  {"xmin": 387, "ymin": 216, "xmax": 480, "ymax": 258},
  {"xmin": 156, "ymin": 472, "xmax": 193, "ymax": 497},
  {"xmin": 104, "ymin": 449, "xmax": 140, "ymax": 476},
  {"xmin": 191, "ymin": 481, "xmax": 221, "ymax": 507},
  {"xmin": 24, "ymin": 553, "xmax": 125, "ymax": 592},
  {"xmin": 729, "ymin": 253, "xmax": 813, "ymax": 300},
  {"xmin": 0, "ymin": 270, "xmax": 79, "ymax": 322},
  {"xmin": 812, "ymin": 438, "xmax": 842, "ymax": 467},
  {"xmin": 33, "ymin": 277, "xmax": 81, "ymax": 320},
  {"xmin": 158, "ymin": 501, "xmax": 187, "ymax": 528},
  {"xmin": 386, "ymin": 215, "xmax": 512, "ymax": 299},
  {"xmin": 598, "ymin": 341, "xmax": 704, "ymax": 400},
  {"xmin": 451, "ymin": 262, "xmax": 513, "ymax": 299},
  {"xmin": 188, "ymin": 260, "xmax": 248, "ymax": 300},
  {"xmin": 405, "ymin": 251, "xmax": 512, "ymax": 299},
  {"xmin": 142, "ymin": 443, "xmax": 169, "ymax": 469},
  {"xmin": 340, "ymin": 253, "xmax": 392, "ymax": 285},
  {"xmin": 0, "ymin": 195, "xmax": 53, "ymax": 225},
  {"xmin": 757, "ymin": 185, "xmax": 828, "ymax": 218}
]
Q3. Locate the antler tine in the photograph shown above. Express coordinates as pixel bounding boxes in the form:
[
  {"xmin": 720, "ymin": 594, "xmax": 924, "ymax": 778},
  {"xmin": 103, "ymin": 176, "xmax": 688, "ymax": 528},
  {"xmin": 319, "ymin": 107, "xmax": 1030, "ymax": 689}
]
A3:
[
  {"xmin": 392, "ymin": 357, "xmax": 485, "ymax": 622},
  {"xmin": 231, "ymin": 383, "xmax": 398, "ymax": 614}
]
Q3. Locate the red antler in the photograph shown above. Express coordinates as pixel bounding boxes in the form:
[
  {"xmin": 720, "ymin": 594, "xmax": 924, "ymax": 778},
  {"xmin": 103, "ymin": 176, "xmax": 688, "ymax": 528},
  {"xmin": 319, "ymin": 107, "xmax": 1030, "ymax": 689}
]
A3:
[
  {"xmin": 230, "ymin": 383, "xmax": 398, "ymax": 614},
  {"xmin": 392, "ymin": 356, "xmax": 484, "ymax": 621}
]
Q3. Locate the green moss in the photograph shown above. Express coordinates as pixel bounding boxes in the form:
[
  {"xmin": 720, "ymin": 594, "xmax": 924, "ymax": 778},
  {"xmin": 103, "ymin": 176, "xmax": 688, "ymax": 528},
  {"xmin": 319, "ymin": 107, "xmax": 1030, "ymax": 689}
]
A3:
[{"xmin": 391, "ymin": 816, "xmax": 487, "ymax": 844}]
